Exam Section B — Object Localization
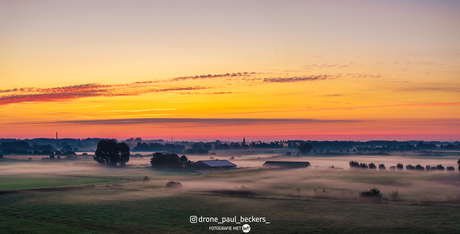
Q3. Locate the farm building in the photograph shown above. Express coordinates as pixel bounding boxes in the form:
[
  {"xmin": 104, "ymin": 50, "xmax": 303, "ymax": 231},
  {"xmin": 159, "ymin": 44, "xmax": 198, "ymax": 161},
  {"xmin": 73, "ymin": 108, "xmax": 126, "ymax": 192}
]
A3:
[
  {"xmin": 263, "ymin": 161, "xmax": 310, "ymax": 169},
  {"xmin": 194, "ymin": 160, "xmax": 237, "ymax": 170}
]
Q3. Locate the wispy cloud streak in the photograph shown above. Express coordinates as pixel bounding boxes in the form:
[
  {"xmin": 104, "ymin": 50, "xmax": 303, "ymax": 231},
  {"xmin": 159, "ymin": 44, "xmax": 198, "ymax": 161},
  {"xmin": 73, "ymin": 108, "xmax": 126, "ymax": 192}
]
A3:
[
  {"xmin": 0, "ymin": 83, "xmax": 207, "ymax": 106},
  {"xmin": 169, "ymin": 72, "xmax": 257, "ymax": 82},
  {"xmin": 0, "ymin": 71, "xmax": 336, "ymax": 106},
  {"xmin": 263, "ymin": 75, "xmax": 332, "ymax": 83}
]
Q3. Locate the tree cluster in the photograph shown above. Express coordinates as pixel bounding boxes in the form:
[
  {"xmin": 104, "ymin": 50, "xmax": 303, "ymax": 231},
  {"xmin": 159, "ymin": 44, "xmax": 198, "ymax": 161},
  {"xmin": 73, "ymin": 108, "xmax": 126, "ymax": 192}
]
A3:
[
  {"xmin": 150, "ymin": 152, "xmax": 190, "ymax": 169},
  {"xmin": 94, "ymin": 139, "xmax": 130, "ymax": 166},
  {"xmin": 349, "ymin": 161, "xmax": 370, "ymax": 169},
  {"xmin": 350, "ymin": 160, "xmax": 456, "ymax": 172}
]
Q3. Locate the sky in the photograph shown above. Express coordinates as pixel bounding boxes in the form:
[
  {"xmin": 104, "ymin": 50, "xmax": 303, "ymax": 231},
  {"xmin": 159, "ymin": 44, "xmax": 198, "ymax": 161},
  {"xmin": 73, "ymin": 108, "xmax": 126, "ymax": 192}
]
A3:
[{"xmin": 1, "ymin": 0, "xmax": 459, "ymax": 141}]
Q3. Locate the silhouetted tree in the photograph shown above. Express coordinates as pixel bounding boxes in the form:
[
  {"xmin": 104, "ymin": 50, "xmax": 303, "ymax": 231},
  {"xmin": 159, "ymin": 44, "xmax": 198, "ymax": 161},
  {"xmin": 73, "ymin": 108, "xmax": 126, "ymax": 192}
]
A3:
[
  {"xmin": 390, "ymin": 190, "xmax": 401, "ymax": 201},
  {"xmin": 0, "ymin": 153, "xmax": 3, "ymax": 158},
  {"xmin": 150, "ymin": 152, "xmax": 182, "ymax": 169},
  {"xmin": 94, "ymin": 139, "xmax": 130, "ymax": 166},
  {"xmin": 415, "ymin": 164, "xmax": 424, "ymax": 171},
  {"xmin": 436, "ymin": 164, "xmax": 445, "ymax": 171},
  {"xmin": 180, "ymin": 155, "xmax": 188, "ymax": 162},
  {"xmin": 298, "ymin": 143, "xmax": 313, "ymax": 155},
  {"xmin": 203, "ymin": 143, "xmax": 213, "ymax": 150},
  {"xmin": 191, "ymin": 143, "xmax": 202, "ymax": 149},
  {"xmin": 360, "ymin": 187, "xmax": 382, "ymax": 198},
  {"xmin": 166, "ymin": 181, "xmax": 182, "ymax": 188},
  {"xmin": 349, "ymin": 161, "xmax": 359, "ymax": 168},
  {"xmin": 458, "ymin": 159, "xmax": 460, "ymax": 171},
  {"xmin": 196, "ymin": 148, "xmax": 209, "ymax": 154},
  {"xmin": 396, "ymin": 163, "xmax": 403, "ymax": 170},
  {"xmin": 184, "ymin": 148, "xmax": 196, "ymax": 154},
  {"xmin": 446, "ymin": 166, "xmax": 455, "ymax": 171},
  {"xmin": 369, "ymin": 163, "xmax": 376, "ymax": 169},
  {"xmin": 62, "ymin": 145, "xmax": 72, "ymax": 152},
  {"xmin": 378, "ymin": 164, "xmax": 386, "ymax": 170}
]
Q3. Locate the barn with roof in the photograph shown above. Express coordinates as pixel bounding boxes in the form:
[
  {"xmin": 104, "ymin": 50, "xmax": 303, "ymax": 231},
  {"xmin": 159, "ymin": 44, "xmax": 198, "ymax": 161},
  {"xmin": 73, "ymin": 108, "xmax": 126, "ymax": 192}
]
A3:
[
  {"xmin": 263, "ymin": 161, "xmax": 310, "ymax": 169},
  {"xmin": 194, "ymin": 160, "xmax": 237, "ymax": 170}
]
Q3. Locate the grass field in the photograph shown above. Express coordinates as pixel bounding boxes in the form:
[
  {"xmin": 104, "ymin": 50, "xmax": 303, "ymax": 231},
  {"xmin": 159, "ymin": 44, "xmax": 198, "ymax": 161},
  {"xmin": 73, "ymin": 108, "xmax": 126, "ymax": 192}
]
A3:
[
  {"xmin": 1, "ymin": 189, "xmax": 459, "ymax": 234},
  {"xmin": 1, "ymin": 156, "xmax": 459, "ymax": 233}
]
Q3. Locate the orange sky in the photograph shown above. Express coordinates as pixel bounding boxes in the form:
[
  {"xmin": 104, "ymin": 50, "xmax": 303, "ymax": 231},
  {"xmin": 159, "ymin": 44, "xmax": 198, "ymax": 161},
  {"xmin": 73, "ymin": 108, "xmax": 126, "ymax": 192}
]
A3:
[{"xmin": 1, "ymin": 0, "xmax": 459, "ymax": 141}]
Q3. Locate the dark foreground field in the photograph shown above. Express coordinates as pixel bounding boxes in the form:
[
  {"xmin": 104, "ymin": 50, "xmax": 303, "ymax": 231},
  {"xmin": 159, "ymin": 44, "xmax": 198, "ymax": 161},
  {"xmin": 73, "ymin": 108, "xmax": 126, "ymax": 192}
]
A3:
[
  {"xmin": 1, "ymin": 189, "xmax": 459, "ymax": 234},
  {"xmin": 1, "ymin": 156, "xmax": 459, "ymax": 233}
]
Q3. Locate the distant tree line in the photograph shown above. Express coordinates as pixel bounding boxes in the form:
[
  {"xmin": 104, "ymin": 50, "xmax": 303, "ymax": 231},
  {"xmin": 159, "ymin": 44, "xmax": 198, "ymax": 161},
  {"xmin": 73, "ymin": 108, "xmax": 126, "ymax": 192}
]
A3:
[
  {"xmin": 183, "ymin": 148, "xmax": 209, "ymax": 154},
  {"xmin": 350, "ymin": 161, "xmax": 457, "ymax": 171},
  {"xmin": 297, "ymin": 143, "xmax": 313, "ymax": 155},
  {"xmin": 0, "ymin": 140, "xmax": 82, "ymax": 155},
  {"xmin": 133, "ymin": 142, "xmax": 185, "ymax": 152}
]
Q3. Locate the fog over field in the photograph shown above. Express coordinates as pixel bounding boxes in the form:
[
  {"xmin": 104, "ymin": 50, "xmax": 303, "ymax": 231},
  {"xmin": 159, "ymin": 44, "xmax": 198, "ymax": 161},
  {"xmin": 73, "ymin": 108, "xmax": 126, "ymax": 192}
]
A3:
[{"xmin": 2, "ymin": 153, "xmax": 459, "ymax": 206}]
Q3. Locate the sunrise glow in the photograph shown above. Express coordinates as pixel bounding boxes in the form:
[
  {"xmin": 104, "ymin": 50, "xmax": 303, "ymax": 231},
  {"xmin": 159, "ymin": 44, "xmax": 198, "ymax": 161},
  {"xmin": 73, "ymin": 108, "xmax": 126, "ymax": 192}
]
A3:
[{"xmin": 1, "ymin": 0, "xmax": 459, "ymax": 141}]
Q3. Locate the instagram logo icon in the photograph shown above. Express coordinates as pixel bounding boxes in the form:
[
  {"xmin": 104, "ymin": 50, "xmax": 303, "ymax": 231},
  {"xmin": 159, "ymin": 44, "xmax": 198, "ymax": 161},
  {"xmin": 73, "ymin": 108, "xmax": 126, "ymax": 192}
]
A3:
[{"xmin": 190, "ymin": 216, "xmax": 198, "ymax": 223}]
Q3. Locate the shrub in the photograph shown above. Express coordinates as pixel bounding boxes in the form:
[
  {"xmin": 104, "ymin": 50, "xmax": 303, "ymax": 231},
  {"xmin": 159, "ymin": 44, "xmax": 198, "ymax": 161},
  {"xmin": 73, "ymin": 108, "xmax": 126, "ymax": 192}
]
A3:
[
  {"xmin": 349, "ymin": 161, "xmax": 359, "ymax": 168},
  {"xmin": 166, "ymin": 181, "xmax": 182, "ymax": 188},
  {"xmin": 446, "ymin": 166, "xmax": 455, "ymax": 171},
  {"xmin": 390, "ymin": 190, "xmax": 401, "ymax": 201},
  {"xmin": 389, "ymin": 166, "xmax": 396, "ymax": 171},
  {"xmin": 369, "ymin": 163, "xmax": 376, "ymax": 169},
  {"xmin": 360, "ymin": 187, "xmax": 382, "ymax": 198},
  {"xmin": 396, "ymin": 163, "xmax": 404, "ymax": 170},
  {"xmin": 378, "ymin": 164, "xmax": 386, "ymax": 170},
  {"xmin": 142, "ymin": 176, "xmax": 150, "ymax": 181},
  {"xmin": 436, "ymin": 164, "xmax": 445, "ymax": 171},
  {"xmin": 415, "ymin": 164, "xmax": 424, "ymax": 171}
]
